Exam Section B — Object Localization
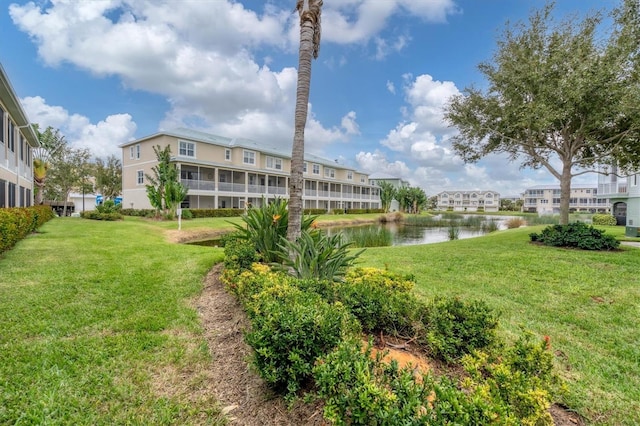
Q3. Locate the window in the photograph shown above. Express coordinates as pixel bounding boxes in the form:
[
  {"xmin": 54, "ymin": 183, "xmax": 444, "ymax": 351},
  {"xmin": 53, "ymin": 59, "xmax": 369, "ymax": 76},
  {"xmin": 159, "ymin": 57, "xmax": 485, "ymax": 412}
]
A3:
[
  {"xmin": 20, "ymin": 136, "xmax": 24, "ymax": 161},
  {"xmin": 442, "ymin": 193, "xmax": 448, "ymax": 198},
  {"xmin": 312, "ymin": 164, "xmax": 320, "ymax": 175},
  {"xmin": 324, "ymin": 167, "xmax": 335, "ymax": 178},
  {"xmin": 243, "ymin": 150, "xmax": 256, "ymax": 165},
  {"xmin": 633, "ymin": 174, "xmax": 638, "ymax": 187},
  {"xmin": 225, "ymin": 149, "xmax": 231, "ymax": 161},
  {"xmin": 266, "ymin": 156, "xmax": 283, "ymax": 170},
  {"xmin": 486, "ymin": 193, "xmax": 493, "ymax": 198},
  {"xmin": 303, "ymin": 162, "xmax": 308, "ymax": 173},
  {"xmin": 8, "ymin": 121, "xmax": 15, "ymax": 152},
  {"xmin": 129, "ymin": 144, "xmax": 140, "ymax": 159},
  {"xmin": 137, "ymin": 170, "xmax": 144, "ymax": 185},
  {"xmin": 0, "ymin": 107, "xmax": 4, "ymax": 144},
  {"xmin": 179, "ymin": 140, "xmax": 195, "ymax": 157},
  {"xmin": 347, "ymin": 171, "xmax": 353, "ymax": 180},
  {"xmin": 360, "ymin": 175, "xmax": 365, "ymax": 183}
]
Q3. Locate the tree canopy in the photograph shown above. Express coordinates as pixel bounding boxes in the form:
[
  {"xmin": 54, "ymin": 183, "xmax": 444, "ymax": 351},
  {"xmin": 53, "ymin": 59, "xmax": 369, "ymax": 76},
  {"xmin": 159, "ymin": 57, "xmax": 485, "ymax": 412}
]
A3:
[
  {"xmin": 445, "ymin": 0, "xmax": 640, "ymax": 224},
  {"xmin": 377, "ymin": 181, "xmax": 398, "ymax": 212},
  {"xmin": 94, "ymin": 155, "xmax": 122, "ymax": 200}
]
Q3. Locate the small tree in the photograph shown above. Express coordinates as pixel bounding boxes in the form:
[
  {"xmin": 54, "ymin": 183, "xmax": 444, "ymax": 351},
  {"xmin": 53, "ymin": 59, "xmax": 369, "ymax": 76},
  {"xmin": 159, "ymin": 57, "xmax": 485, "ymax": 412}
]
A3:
[
  {"xmin": 145, "ymin": 145, "xmax": 188, "ymax": 218},
  {"xmin": 32, "ymin": 125, "xmax": 66, "ymax": 205},
  {"xmin": 94, "ymin": 155, "xmax": 122, "ymax": 200},
  {"xmin": 377, "ymin": 181, "xmax": 398, "ymax": 212},
  {"xmin": 46, "ymin": 145, "xmax": 92, "ymax": 216}
]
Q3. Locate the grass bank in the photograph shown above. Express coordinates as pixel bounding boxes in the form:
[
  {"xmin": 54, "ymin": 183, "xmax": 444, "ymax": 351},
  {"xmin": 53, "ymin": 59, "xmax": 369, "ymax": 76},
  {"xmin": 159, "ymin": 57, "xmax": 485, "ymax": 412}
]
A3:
[
  {"xmin": 359, "ymin": 226, "xmax": 639, "ymax": 425},
  {"xmin": 0, "ymin": 217, "xmax": 226, "ymax": 425}
]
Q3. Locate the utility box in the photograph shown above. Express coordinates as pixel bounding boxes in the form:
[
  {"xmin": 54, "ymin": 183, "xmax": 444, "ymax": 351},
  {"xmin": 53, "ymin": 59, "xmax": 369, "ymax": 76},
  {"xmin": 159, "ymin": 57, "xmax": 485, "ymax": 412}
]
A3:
[{"xmin": 625, "ymin": 226, "xmax": 640, "ymax": 237}]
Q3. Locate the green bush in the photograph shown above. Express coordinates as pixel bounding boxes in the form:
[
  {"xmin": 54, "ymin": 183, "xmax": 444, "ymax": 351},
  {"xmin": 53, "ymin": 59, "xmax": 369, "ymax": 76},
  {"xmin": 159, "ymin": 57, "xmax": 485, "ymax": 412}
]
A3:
[
  {"xmin": 334, "ymin": 267, "xmax": 420, "ymax": 336},
  {"xmin": 222, "ymin": 234, "xmax": 259, "ymax": 272},
  {"xmin": 190, "ymin": 208, "xmax": 244, "ymax": 218},
  {"xmin": 422, "ymin": 297, "xmax": 499, "ymax": 363},
  {"xmin": 120, "ymin": 208, "xmax": 155, "ymax": 217},
  {"xmin": 592, "ymin": 214, "xmax": 617, "ymax": 226},
  {"xmin": 80, "ymin": 211, "xmax": 123, "ymax": 221},
  {"xmin": 276, "ymin": 231, "xmax": 363, "ymax": 281},
  {"xmin": 529, "ymin": 222, "xmax": 619, "ymax": 250},
  {"xmin": 461, "ymin": 332, "xmax": 562, "ymax": 425},
  {"xmin": 0, "ymin": 206, "xmax": 55, "ymax": 253},
  {"xmin": 314, "ymin": 338, "xmax": 434, "ymax": 425},
  {"xmin": 82, "ymin": 200, "xmax": 124, "ymax": 221},
  {"xmin": 245, "ymin": 284, "xmax": 360, "ymax": 398}
]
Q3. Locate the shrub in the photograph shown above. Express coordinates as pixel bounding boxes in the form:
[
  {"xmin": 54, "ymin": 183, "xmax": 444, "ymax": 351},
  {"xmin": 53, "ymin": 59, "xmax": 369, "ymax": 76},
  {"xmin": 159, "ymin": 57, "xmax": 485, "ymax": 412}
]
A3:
[
  {"xmin": 505, "ymin": 217, "xmax": 527, "ymax": 228},
  {"xmin": 222, "ymin": 234, "xmax": 259, "ymax": 272},
  {"xmin": 120, "ymin": 208, "xmax": 155, "ymax": 217},
  {"xmin": 276, "ymin": 231, "xmax": 363, "ymax": 281},
  {"xmin": 592, "ymin": 214, "xmax": 617, "ymax": 226},
  {"xmin": 0, "ymin": 206, "xmax": 55, "ymax": 253},
  {"xmin": 80, "ymin": 211, "xmax": 123, "ymax": 221},
  {"xmin": 422, "ymin": 297, "xmax": 499, "ymax": 363},
  {"xmin": 82, "ymin": 199, "xmax": 124, "ymax": 221},
  {"xmin": 314, "ymin": 339, "xmax": 433, "ymax": 425},
  {"xmin": 180, "ymin": 208, "xmax": 193, "ymax": 219},
  {"xmin": 529, "ymin": 222, "xmax": 619, "ymax": 250},
  {"xmin": 189, "ymin": 208, "xmax": 244, "ymax": 218},
  {"xmin": 461, "ymin": 332, "xmax": 563, "ymax": 426},
  {"xmin": 245, "ymin": 286, "xmax": 360, "ymax": 398}
]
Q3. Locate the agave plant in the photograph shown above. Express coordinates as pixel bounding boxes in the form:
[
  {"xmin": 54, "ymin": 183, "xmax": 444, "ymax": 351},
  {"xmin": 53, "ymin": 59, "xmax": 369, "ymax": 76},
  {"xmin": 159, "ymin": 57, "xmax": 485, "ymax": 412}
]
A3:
[
  {"xmin": 277, "ymin": 231, "xmax": 364, "ymax": 282},
  {"xmin": 232, "ymin": 198, "xmax": 316, "ymax": 263}
]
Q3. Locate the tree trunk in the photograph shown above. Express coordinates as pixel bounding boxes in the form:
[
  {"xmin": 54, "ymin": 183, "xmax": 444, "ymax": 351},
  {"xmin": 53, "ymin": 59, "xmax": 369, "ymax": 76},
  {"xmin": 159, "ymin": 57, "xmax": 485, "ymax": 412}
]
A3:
[
  {"xmin": 35, "ymin": 182, "xmax": 44, "ymax": 205},
  {"xmin": 559, "ymin": 161, "xmax": 572, "ymax": 225},
  {"xmin": 287, "ymin": 3, "xmax": 317, "ymax": 243}
]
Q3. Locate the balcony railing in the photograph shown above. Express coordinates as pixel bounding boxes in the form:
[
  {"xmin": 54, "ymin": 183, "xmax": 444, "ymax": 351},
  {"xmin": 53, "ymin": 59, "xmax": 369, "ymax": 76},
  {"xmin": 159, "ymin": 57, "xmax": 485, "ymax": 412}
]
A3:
[
  {"xmin": 268, "ymin": 186, "xmax": 287, "ymax": 195},
  {"xmin": 181, "ymin": 179, "xmax": 215, "ymax": 191},
  {"xmin": 598, "ymin": 183, "xmax": 628, "ymax": 196},
  {"xmin": 218, "ymin": 182, "xmax": 247, "ymax": 192}
]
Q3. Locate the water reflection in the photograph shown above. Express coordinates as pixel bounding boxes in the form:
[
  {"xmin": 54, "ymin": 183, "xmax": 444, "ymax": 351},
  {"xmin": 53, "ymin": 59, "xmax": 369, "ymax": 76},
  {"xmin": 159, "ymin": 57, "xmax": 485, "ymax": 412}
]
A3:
[{"xmin": 327, "ymin": 215, "xmax": 517, "ymax": 247}]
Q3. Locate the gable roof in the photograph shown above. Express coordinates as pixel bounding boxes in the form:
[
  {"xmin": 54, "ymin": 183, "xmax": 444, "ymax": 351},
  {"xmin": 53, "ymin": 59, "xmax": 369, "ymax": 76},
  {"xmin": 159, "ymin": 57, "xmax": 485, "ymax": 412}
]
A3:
[{"xmin": 0, "ymin": 63, "xmax": 39, "ymax": 147}]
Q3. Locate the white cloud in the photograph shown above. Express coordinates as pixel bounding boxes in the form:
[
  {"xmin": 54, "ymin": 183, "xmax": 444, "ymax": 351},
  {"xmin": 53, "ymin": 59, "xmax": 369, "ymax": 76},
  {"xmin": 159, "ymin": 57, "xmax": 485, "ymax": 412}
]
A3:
[
  {"xmin": 21, "ymin": 96, "xmax": 136, "ymax": 159},
  {"xmin": 386, "ymin": 80, "xmax": 396, "ymax": 94},
  {"xmin": 9, "ymin": 0, "xmax": 455, "ymax": 152}
]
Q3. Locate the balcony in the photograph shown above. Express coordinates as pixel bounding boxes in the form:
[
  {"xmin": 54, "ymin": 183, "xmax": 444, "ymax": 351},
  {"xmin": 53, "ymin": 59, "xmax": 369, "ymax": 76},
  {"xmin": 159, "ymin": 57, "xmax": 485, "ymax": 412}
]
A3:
[{"xmin": 598, "ymin": 183, "xmax": 628, "ymax": 197}]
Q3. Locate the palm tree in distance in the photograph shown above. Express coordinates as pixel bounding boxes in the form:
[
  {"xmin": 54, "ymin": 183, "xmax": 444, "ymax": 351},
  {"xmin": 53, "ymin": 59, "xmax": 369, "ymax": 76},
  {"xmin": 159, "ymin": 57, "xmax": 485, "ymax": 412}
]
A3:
[{"xmin": 287, "ymin": 0, "xmax": 323, "ymax": 243}]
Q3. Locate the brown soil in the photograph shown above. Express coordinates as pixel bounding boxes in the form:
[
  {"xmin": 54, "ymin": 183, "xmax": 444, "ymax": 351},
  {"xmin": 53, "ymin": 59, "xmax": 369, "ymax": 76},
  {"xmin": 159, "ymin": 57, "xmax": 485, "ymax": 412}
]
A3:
[{"xmin": 194, "ymin": 264, "xmax": 584, "ymax": 426}]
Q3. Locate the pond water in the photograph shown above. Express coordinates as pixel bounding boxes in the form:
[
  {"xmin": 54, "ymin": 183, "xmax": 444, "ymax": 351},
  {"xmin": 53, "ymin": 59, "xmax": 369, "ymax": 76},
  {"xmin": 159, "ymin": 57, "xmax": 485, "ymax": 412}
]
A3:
[
  {"xmin": 187, "ymin": 215, "xmax": 522, "ymax": 248},
  {"xmin": 325, "ymin": 215, "xmax": 519, "ymax": 246}
]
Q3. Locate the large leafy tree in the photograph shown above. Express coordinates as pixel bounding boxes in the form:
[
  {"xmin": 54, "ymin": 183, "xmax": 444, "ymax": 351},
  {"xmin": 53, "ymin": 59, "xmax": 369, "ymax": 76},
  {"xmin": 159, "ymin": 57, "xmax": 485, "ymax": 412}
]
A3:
[
  {"xmin": 145, "ymin": 145, "xmax": 188, "ymax": 218},
  {"xmin": 46, "ymin": 144, "xmax": 92, "ymax": 216},
  {"xmin": 32, "ymin": 125, "xmax": 66, "ymax": 205},
  {"xmin": 445, "ymin": 1, "xmax": 640, "ymax": 225},
  {"xmin": 377, "ymin": 181, "xmax": 398, "ymax": 212},
  {"xmin": 94, "ymin": 155, "xmax": 122, "ymax": 200},
  {"xmin": 287, "ymin": 0, "xmax": 323, "ymax": 243}
]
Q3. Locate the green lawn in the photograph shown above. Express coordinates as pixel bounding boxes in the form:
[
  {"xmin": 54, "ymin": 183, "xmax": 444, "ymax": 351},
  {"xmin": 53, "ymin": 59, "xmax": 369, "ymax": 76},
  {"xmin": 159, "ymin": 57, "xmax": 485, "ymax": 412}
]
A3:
[
  {"xmin": 359, "ymin": 226, "xmax": 640, "ymax": 425},
  {"xmin": 1, "ymin": 215, "xmax": 638, "ymax": 425},
  {"xmin": 0, "ymin": 217, "xmax": 226, "ymax": 425}
]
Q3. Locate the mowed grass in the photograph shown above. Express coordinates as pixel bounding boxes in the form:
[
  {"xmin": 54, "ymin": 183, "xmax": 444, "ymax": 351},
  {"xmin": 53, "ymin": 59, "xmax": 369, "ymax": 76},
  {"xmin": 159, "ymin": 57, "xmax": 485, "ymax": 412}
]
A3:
[
  {"xmin": 359, "ymin": 226, "xmax": 640, "ymax": 425},
  {"xmin": 0, "ymin": 217, "xmax": 226, "ymax": 425},
  {"xmin": 2, "ymin": 214, "xmax": 638, "ymax": 425}
]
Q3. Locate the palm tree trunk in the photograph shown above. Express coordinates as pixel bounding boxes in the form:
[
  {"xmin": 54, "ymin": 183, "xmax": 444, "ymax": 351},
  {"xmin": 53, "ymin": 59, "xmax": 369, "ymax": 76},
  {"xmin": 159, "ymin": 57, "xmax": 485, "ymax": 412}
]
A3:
[{"xmin": 287, "ymin": 0, "xmax": 322, "ymax": 243}]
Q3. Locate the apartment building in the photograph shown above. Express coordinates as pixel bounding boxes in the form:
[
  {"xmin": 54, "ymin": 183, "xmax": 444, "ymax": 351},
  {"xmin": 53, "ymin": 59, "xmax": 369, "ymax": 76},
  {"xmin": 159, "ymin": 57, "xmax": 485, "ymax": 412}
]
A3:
[
  {"xmin": 120, "ymin": 128, "xmax": 381, "ymax": 211},
  {"xmin": 597, "ymin": 167, "xmax": 640, "ymax": 235},
  {"xmin": 523, "ymin": 184, "xmax": 609, "ymax": 214},
  {"xmin": 0, "ymin": 63, "xmax": 38, "ymax": 208},
  {"xmin": 436, "ymin": 190, "xmax": 500, "ymax": 212}
]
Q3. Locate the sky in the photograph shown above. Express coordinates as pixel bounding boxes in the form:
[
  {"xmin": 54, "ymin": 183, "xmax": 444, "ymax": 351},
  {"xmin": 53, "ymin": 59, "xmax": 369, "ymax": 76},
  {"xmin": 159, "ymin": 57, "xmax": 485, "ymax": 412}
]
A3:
[{"xmin": 1, "ymin": 0, "xmax": 617, "ymax": 197}]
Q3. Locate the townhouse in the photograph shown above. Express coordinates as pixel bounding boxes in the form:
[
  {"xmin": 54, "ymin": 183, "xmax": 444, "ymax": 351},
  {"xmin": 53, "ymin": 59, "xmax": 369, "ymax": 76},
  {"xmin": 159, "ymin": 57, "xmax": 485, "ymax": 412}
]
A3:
[
  {"xmin": 597, "ymin": 166, "xmax": 640, "ymax": 236},
  {"xmin": 0, "ymin": 63, "xmax": 38, "ymax": 208},
  {"xmin": 120, "ymin": 128, "xmax": 380, "ymax": 211},
  {"xmin": 436, "ymin": 190, "xmax": 500, "ymax": 212},
  {"xmin": 522, "ymin": 184, "xmax": 609, "ymax": 215}
]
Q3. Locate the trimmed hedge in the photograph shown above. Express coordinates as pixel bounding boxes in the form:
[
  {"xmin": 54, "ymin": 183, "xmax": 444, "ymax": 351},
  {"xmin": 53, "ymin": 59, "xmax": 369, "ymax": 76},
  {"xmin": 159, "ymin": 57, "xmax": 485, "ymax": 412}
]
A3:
[
  {"xmin": 0, "ymin": 206, "xmax": 56, "ymax": 254},
  {"xmin": 592, "ymin": 214, "xmax": 617, "ymax": 226}
]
